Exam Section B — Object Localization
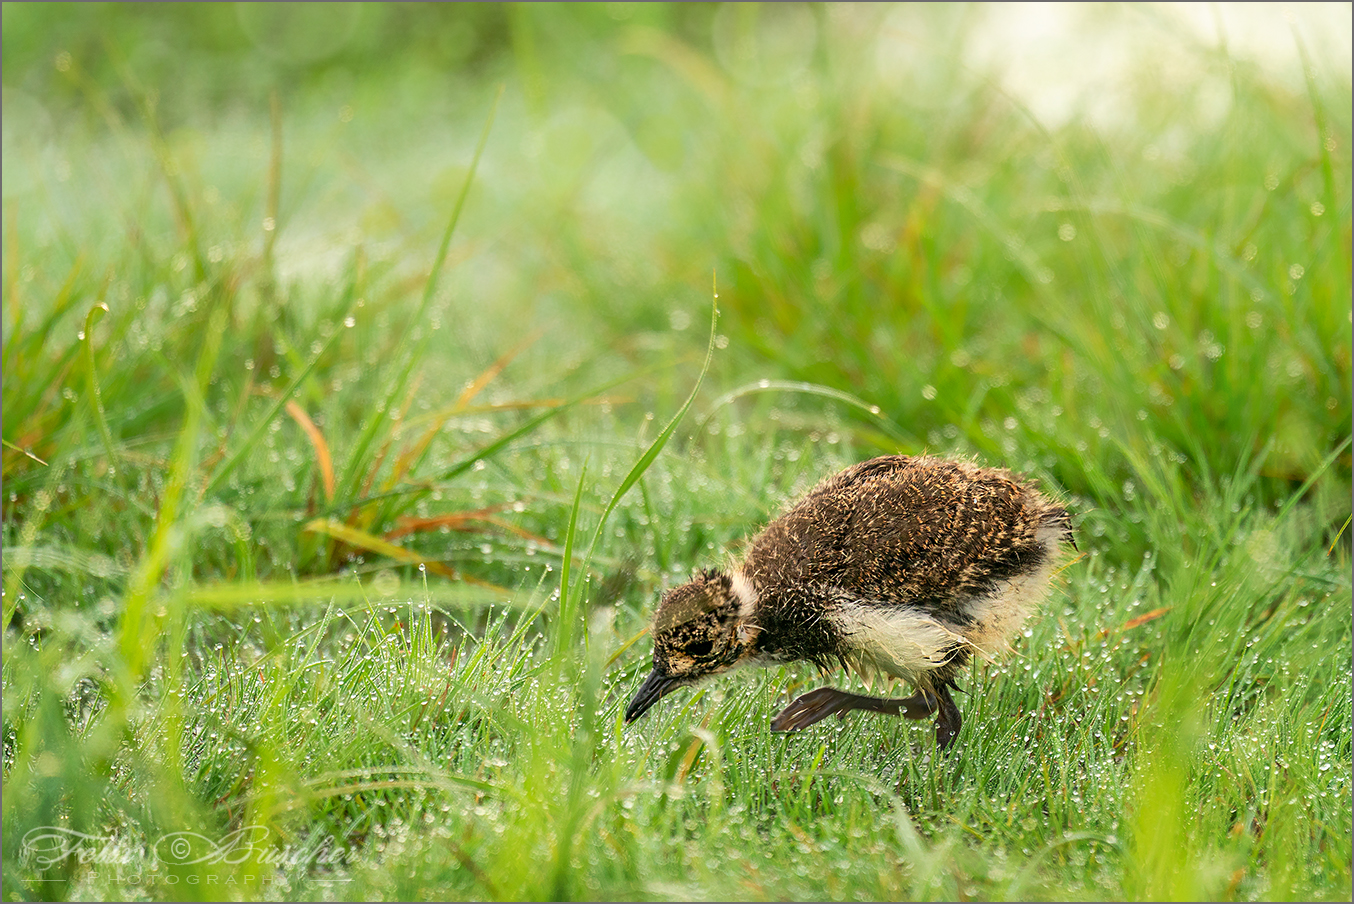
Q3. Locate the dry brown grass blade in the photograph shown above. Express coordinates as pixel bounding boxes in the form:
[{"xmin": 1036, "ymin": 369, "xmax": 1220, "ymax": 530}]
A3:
[
  {"xmin": 1052, "ymin": 550, "xmax": 1088, "ymax": 578},
  {"xmin": 386, "ymin": 507, "xmax": 552, "ymax": 547},
  {"xmin": 405, "ymin": 396, "xmax": 626, "ymax": 427},
  {"xmin": 606, "ymin": 626, "xmax": 650, "ymax": 668},
  {"xmin": 285, "ymin": 400, "xmax": 335, "ymax": 502},
  {"xmin": 304, "ymin": 517, "xmax": 458, "ymax": 579},
  {"xmin": 675, "ymin": 734, "xmax": 706, "ymax": 784},
  {"xmin": 304, "ymin": 518, "xmax": 512, "ymax": 592},
  {"xmin": 459, "ymin": 328, "xmax": 546, "ymax": 408},
  {"xmin": 388, "ymin": 329, "xmax": 546, "ymax": 486},
  {"xmin": 1121, "ymin": 606, "xmax": 1172, "ymax": 632},
  {"xmin": 473, "ymin": 515, "xmax": 553, "ymax": 545},
  {"xmin": 359, "ymin": 440, "xmax": 391, "ymax": 501},
  {"xmin": 2, "ymin": 440, "xmax": 49, "ymax": 467},
  {"xmin": 385, "ymin": 505, "xmax": 509, "ymax": 541},
  {"xmin": 371, "ymin": 373, "xmax": 426, "ymax": 497}
]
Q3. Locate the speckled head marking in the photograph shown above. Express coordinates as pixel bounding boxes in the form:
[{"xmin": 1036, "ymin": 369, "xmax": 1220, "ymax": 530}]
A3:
[{"xmin": 624, "ymin": 569, "xmax": 759, "ymax": 723}]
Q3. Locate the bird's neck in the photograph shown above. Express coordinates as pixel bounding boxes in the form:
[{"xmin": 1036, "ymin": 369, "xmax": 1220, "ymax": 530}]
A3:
[{"xmin": 738, "ymin": 570, "xmax": 841, "ymax": 667}]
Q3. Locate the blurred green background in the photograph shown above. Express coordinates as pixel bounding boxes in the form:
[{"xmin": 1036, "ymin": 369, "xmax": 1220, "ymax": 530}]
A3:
[{"xmin": 3, "ymin": 3, "xmax": 1351, "ymax": 901}]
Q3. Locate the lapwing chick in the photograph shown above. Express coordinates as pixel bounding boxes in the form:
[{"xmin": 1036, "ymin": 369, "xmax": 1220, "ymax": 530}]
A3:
[{"xmin": 624, "ymin": 455, "xmax": 1074, "ymax": 751}]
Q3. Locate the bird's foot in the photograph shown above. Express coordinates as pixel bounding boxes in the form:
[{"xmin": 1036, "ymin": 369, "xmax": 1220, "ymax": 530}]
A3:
[
  {"xmin": 770, "ymin": 686, "xmax": 938, "ymax": 732},
  {"xmin": 934, "ymin": 684, "xmax": 961, "ymax": 752}
]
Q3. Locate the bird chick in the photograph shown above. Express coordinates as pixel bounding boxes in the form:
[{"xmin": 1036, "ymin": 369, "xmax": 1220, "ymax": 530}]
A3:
[{"xmin": 624, "ymin": 454, "xmax": 1075, "ymax": 751}]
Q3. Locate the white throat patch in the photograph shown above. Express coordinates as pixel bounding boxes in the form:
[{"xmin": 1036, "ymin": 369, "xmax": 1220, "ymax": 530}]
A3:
[{"xmin": 729, "ymin": 568, "xmax": 759, "ymax": 620}]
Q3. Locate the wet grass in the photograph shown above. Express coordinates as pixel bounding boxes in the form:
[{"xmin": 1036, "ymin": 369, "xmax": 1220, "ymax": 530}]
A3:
[{"xmin": 3, "ymin": 4, "xmax": 1351, "ymax": 901}]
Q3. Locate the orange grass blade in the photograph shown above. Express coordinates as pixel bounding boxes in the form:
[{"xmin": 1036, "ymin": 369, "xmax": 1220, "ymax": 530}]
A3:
[
  {"xmin": 388, "ymin": 329, "xmax": 545, "ymax": 487},
  {"xmin": 374, "ymin": 373, "xmax": 425, "ymax": 494},
  {"xmin": 454, "ymin": 328, "xmax": 545, "ymax": 410},
  {"xmin": 1121, "ymin": 607, "xmax": 1171, "ymax": 632},
  {"xmin": 385, "ymin": 504, "xmax": 508, "ymax": 540},
  {"xmin": 387, "ymin": 507, "xmax": 551, "ymax": 547},
  {"xmin": 285, "ymin": 401, "xmax": 335, "ymax": 502},
  {"xmin": 473, "ymin": 515, "xmax": 552, "ymax": 545}
]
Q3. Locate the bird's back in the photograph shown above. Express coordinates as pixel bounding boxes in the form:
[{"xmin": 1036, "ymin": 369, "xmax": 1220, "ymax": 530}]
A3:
[{"xmin": 743, "ymin": 455, "xmax": 1070, "ymax": 626}]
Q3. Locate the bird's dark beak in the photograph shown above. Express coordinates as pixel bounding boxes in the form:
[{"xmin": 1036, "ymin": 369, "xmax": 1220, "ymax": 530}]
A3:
[{"xmin": 625, "ymin": 670, "xmax": 682, "ymax": 724}]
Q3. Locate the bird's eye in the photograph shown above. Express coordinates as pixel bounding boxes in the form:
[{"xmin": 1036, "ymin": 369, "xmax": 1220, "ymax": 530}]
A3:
[{"xmin": 687, "ymin": 640, "xmax": 714, "ymax": 658}]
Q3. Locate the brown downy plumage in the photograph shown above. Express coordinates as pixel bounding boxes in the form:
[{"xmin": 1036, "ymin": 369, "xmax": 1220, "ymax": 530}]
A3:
[{"xmin": 624, "ymin": 454, "xmax": 1075, "ymax": 751}]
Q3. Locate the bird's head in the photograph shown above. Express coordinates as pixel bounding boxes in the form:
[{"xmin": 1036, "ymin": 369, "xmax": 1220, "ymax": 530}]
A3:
[{"xmin": 624, "ymin": 568, "xmax": 759, "ymax": 724}]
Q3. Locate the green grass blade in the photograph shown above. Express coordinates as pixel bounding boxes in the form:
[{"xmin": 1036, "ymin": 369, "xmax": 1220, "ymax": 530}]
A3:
[
  {"xmin": 420, "ymin": 84, "xmax": 503, "ymax": 318},
  {"xmin": 321, "ymin": 366, "xmax": 649, "ymax": 517},
  {"xmin": 697, "ymin": 378, "xmax": 912, "ymax": 446},
  {"xmin": 81, "ymin": 300, "xmax": 119, "ymax": 477},
  {"xmin": 552, "ymin": 457, "xmax": 588, "ymax": 659},
  {"xmin": 568, "ymin": 287, "xmax": 720, "ymax": 639}
]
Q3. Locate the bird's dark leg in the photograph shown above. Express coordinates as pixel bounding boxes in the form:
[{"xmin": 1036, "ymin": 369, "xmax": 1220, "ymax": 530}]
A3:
[
  {"xmin": 771, "ymin": 683, "xmax": 963, "ymax": 752},
  {"xmin": 933, "ymin": 683, "xmax": 961, "ymax": 751},
  {"xmin": 770, "ymin": 686, "xmax": 938, "ymax": 732}
]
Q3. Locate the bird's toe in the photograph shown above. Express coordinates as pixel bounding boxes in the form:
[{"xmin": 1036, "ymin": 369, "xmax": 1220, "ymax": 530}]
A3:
[{"xmin": 770, "ymin": 687, "xmax": 853, "ymax": 732}]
